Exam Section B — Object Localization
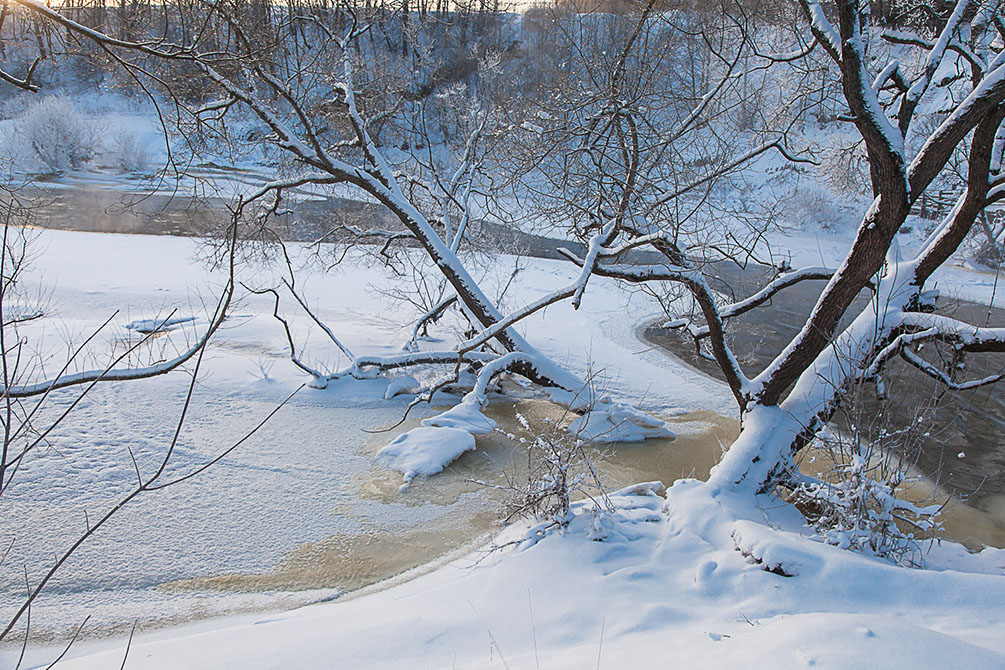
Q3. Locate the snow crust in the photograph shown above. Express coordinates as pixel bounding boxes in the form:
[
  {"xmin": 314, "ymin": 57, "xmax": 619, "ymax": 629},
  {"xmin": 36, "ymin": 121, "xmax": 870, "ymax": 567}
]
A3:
[{"xmin": 125, "ymin": 315, "xmax": 197, "ymax": 333}]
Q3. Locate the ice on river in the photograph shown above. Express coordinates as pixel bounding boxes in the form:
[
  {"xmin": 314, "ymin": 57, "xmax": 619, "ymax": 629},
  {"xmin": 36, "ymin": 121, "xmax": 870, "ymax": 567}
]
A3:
[{"xmin": 1, "ymin": 228, "xmax": 730, "ymax": 647}]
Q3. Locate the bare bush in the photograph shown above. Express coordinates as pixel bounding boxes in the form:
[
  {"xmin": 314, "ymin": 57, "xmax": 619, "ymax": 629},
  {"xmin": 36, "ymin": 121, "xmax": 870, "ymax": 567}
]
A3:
[
  {"xmin": 788, "ymin": 383, "xmax": 945, "ymax": 567},
  {"xmin": 819, "ymin": 137, "xmax": 872, "ymax": 195},
  {"xmin": 108, "ymin": 128, "xmax": 152, "ymax": 173},
  {"xmin": 785, "ymin": 182, "xmax": 860, "ymax": 232},
  {"xmin": 483, "ymin": 412, "xmax": 612, "ymax": 527}
]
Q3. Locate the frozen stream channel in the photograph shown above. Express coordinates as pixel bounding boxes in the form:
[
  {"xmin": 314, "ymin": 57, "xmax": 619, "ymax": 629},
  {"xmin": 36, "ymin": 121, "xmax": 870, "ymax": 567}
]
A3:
[
  {"xmin": 0, "ymin": 196, "xmax": 738, "ymax": 651},
  {"xmin": 4, "ymin": 183, "xmax": 1003, "ymax": 659}
]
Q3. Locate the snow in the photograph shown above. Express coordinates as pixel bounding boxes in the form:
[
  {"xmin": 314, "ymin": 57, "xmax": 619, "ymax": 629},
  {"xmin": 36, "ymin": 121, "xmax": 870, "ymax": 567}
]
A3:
[
  {"xmin": 125, "ymin": 315, "xmax": 197, "ymax": 333},
  {"xmin": 376, "ymin": 426, "xmax": 477, "ymax": 483},
  {"xmin": 0, "ymin": 225, "xmax": 727, "ymax": 657},
  {"xmin": 382, "ymin": 374, "xmax": 420, "ymax": 399},
  {"xmin": 422, "ymin": 401, "xmax": 498, "ymax": 434},
  {"xmin": 0, "ymin": 208, "xmax": 999, "ymax": 669},
  {"xmin": 0, "ymin": 229, "xmax": 494, "ymax": 648},
  {"xmin": 568, "ymin": 395, "xmax": 676, "ymax": 443},
  {"xmin": 38, "ymin": 482, "xmax": 1005, "ymax": 670},
  {"xmin": 4, "ymin": 181, "xmax": 1004, "ymax": 670}
]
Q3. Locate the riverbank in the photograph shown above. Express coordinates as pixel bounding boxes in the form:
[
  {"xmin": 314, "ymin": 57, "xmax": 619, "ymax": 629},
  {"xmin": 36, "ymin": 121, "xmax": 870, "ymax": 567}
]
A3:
[
  {"xmin": 2, "ymin": 199, "xmax": 1004, "ymax": 667},
  {"xmin": 0, "ymin": 226, "xmax": 734, "ymax": 664},
  {"xmin": 33, "ymin": 467, "xmax": 1005, "ymax": 670}
]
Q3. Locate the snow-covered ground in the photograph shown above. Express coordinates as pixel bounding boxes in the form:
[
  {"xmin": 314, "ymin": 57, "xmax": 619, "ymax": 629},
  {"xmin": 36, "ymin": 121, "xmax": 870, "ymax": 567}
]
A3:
[
  {"xmin": 33, "ymin": 481, "xmax": 1005, "ymax": 670},
  {"xmin": 1, "ymin": 216, "xmax": 1002, "ymax": 668}
]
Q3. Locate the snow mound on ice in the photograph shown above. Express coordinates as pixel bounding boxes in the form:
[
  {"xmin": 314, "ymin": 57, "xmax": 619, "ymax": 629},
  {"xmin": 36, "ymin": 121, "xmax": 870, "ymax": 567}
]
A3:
[
  {"xmin": 125, "ymin": 315, "xmax": 196, "ymax": 333},
  {"xmin": 570, "ymin": 396, "xmax": 675, "ymax": 443},
  {"xmin": 421, "ymin": 400, "xmax": 496, "ymax": 434},
  {"xmin": 377, "ymin": 401, "xmax": 495, "ymax": 483},
  {"xmin": 376, "ymin": 425, "xmax": 476, "ymax": 484}
]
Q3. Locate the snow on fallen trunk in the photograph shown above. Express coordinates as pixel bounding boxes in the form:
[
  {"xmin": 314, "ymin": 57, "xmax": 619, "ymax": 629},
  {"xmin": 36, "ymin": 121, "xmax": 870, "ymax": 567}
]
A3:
[
  {"xmin": 378, "ymin": 391, "xmax": 675, "ymax": 483},
  {"xmin": 375, "ymin": 425, "xmax": 476, "ymax": 484},
  {"xmin": 568, "ymin": 396, "xmax": 675, "ymax": 443},
  {"xmin": 383, "ymin": 375, "xmax": 420, "ymax": 399},
  {"xmin": 421, "ymin": 400, "xmax": 496, "ymax": 433}
]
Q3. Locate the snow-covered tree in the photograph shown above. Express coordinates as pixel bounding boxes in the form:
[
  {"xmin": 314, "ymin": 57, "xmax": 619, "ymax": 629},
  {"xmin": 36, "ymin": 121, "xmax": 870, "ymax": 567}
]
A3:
[
  {"xmin": 5, "ymin": 0, "xmax": 1004, "ymax": 542},
  {"xmin": 699, "ymin": 0, "xmax": 1005, "ymax": 493}
]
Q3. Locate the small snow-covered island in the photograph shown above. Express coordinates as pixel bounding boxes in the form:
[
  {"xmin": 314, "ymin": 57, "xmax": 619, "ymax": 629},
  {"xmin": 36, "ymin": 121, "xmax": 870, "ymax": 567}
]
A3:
[{"xmin": 2, "ymin": 0, "xmax": 1005, "ymax": 667}]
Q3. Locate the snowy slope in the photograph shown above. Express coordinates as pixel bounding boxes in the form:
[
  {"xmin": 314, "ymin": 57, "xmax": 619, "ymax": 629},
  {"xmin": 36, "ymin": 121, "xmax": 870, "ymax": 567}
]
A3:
[{"xmin": 43, "ymin": 482, "xmax": 1005, "ymax": 670}]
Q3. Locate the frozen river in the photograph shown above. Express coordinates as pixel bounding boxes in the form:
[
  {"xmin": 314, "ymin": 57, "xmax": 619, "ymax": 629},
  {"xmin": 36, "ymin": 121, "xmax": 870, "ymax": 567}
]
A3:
[
  {"xmin": 3, "ymin": 182, "xmax": 1003, "ymax": 662},
  {"xmin": 0, "ymin": 197, "xmax": 735, "ymax": 654}
]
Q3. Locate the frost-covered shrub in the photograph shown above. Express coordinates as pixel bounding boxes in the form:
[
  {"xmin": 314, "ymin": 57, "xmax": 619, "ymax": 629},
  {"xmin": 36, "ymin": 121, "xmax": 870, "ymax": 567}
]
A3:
[
  {"xmin": 785, "ymin": 183, "xmax": 858, "ymax": 232},
  {"xmin": 792, "ymin": 454, "xmax": 943, "ymax": 567},
  {"xmin": 961, "ymin": 211, "xmax": 1005, "ymax": 269},
  {"xmin": 489, "ymin": 412, "xmax": 611, "ymax": 526},
  {"xmin": 820, "ymin": 138, "xmax": 871, "ymax": 194},
  {"xmin": 109, "ymin": 128, "xmax": 152, "ymax": 173},
  {"xmin": 14, "ymin": 96, "xmax": 100, "ymax": 171},
  {"xmin": 789, "ymin": 392, "xmax": 944, "ymax": 567}
]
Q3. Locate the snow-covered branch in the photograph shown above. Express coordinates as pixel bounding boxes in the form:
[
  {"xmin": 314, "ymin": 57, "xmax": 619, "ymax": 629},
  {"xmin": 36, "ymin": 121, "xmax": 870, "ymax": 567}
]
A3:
[
  {"xmin": 908, "ymin": 52, "xmax": 1005, "ymax": 196},
  {"xmin": 0, "ymin": 57, "xmax": 40, "ymax": 92},
  {"xmin": 666, "ymin": 266, "xmax": 838, "ymax": 341},
  {"xmin": 893, "ymin": 0, "xmax": 973, "ymax": 134},
  {"xmin": 1, "ymin": 322, "xmax": 216, "ymax": 398},
  {"xmin": 405, "ymin": 294, "xmax": 458, "ymax": 351},
  {"xmin": 558, "ymin": 247, "xmax": 751, "ymax": 406},
  {"xmin": 899, "ymin": 312, "xmax": 1005, "ymax": 352},
  {"xmin": 864, "ymin": 317, "xmax": 1005, "ymax": 393},
  {"xmin": 900, "ymin": 347, "xmax": 1004, "ymax": 391},
  {"xmin": 797, "ymin": 0, "xmax": 842, "ymax": 61}
]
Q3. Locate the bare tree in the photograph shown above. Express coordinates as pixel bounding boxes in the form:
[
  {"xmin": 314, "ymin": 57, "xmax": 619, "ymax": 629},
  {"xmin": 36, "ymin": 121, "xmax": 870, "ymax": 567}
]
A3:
[
  {"xmin": 613, "ymin": 0, "xmax": 1005, "ymax": 496},
  {"xmin": 3, "ymin": 0, "xmax": 594, "ymax": 426},
  {"xmin": 0, "ymin": 1, "xmax": 798, "ymax": 451}
]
